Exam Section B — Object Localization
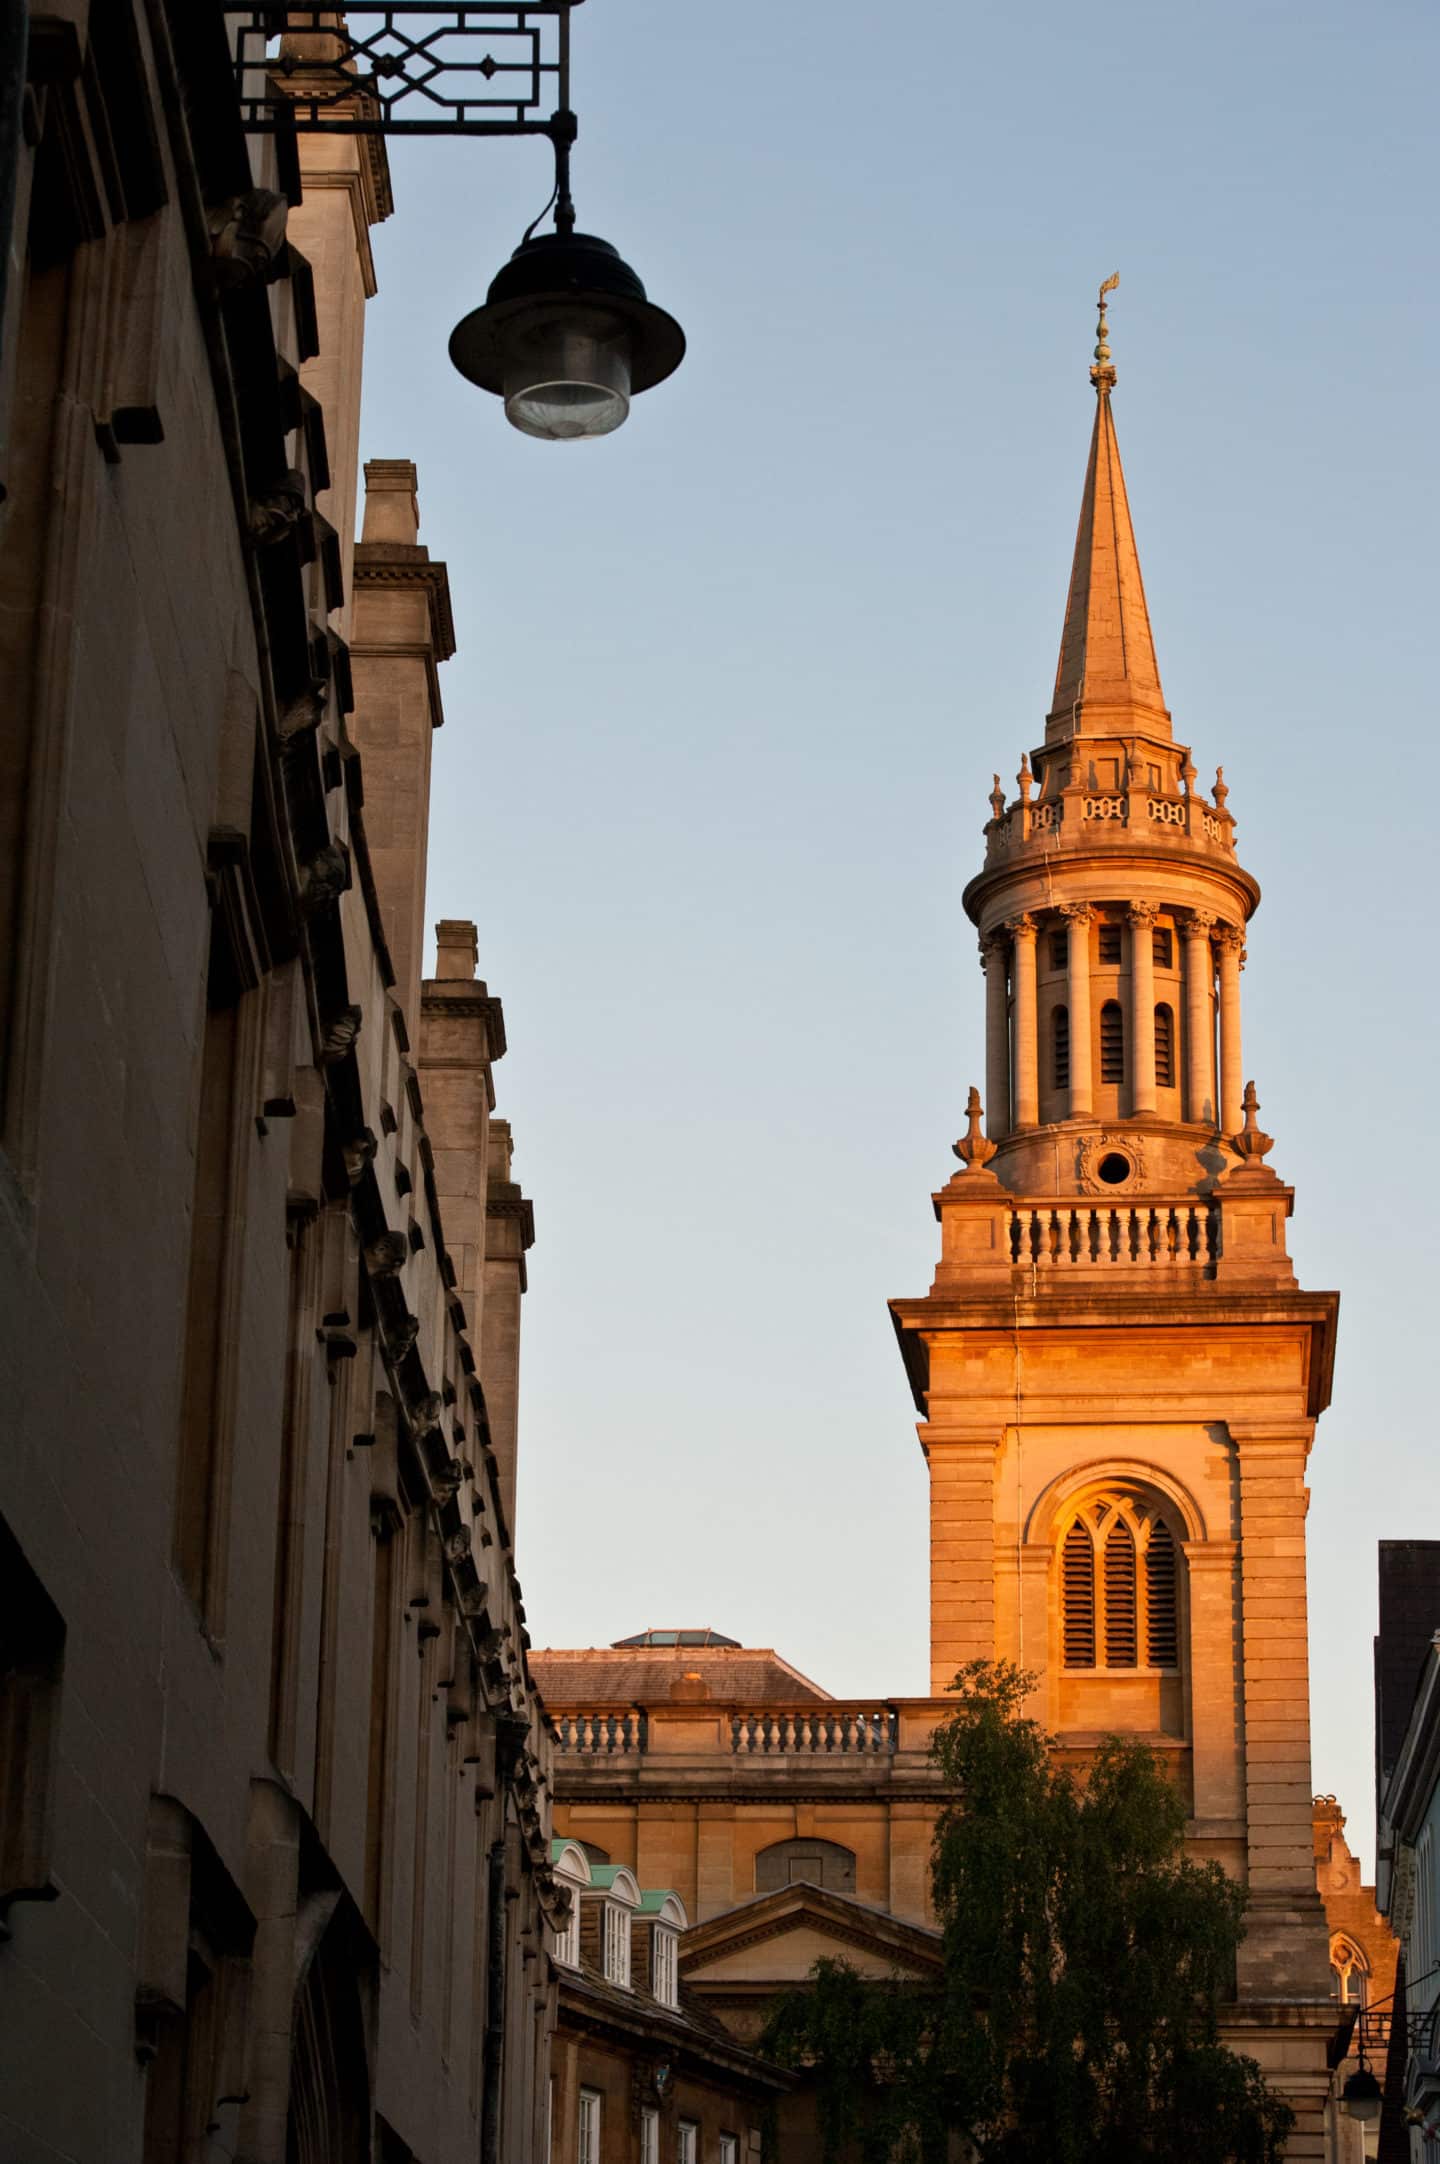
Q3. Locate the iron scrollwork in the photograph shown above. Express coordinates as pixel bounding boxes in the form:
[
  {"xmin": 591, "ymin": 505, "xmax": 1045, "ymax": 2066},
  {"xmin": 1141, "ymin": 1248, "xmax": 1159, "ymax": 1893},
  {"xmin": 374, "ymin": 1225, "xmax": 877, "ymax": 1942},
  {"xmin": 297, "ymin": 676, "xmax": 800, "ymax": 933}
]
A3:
[{"xmin": 227, "ymin": 4, "xmax": 579, "ymax": 137}]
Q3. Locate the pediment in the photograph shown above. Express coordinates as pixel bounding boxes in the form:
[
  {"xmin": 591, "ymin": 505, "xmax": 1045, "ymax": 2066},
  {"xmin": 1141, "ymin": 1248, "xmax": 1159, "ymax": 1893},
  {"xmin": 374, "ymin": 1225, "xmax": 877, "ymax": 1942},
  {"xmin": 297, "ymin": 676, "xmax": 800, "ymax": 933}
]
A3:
[{"xmin": 680, "ymin": 1884, "xmax": 941, "ymax": 1989}]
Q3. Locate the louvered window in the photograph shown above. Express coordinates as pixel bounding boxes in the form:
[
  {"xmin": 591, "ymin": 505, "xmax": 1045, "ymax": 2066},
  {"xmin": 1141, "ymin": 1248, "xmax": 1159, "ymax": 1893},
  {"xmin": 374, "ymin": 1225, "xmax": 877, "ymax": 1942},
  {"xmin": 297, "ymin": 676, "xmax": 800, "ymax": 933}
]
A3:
[
  {"xmin": 1098, "ymin": 923, "xmax": 1123, "ymax": 965},
  {"xmin": 1152, "ymin": 926, "xmax": 1173, "ymax": 968},
  {"xmin": 1100, "ymin": 1000, "xmax": 1125, "ymax": 1082},
  {"xmin": 1050, "ymin": 929, "xmax": 1068, "ymax": 970},
  {"xmin": 1062, "ymin": 1523, "xmax": 1095, "ymax": 1667},
  {"xmin": 1154, "ymin": 1002, "xmax": 1175, "ymax": 1088},
  {"xmin": 1053, "ymin": 1005, "xmax": 1070, "ymax": 1089},
  {"xmin": 1104, "ymin": 1521, "xmax": 1138, "ymax": 1665},
  {"xmin": 1146, "ymin": 1521, "xmax": 1178, "ymax": 1666},
  {"xmin": 1061, "ymin": 1498, "xmax": 1182, "ymax": 1672}
]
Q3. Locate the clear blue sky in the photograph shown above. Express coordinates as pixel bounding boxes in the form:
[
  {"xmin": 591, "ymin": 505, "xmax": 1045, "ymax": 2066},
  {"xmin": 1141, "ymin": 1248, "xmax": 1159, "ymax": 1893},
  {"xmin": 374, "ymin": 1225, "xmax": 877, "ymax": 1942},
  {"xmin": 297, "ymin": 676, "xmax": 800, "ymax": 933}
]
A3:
[{"xmin": 359, "ymin": 0, "xmax": 1437, "ymax": 1869}]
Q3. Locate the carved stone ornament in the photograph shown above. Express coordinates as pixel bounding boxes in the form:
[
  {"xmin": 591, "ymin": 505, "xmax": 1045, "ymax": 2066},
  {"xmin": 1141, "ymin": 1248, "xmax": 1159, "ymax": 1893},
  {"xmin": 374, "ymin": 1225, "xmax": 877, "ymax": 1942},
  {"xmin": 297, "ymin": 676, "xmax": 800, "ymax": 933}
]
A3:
[
  {"xmin": 1126, "ymin": 900, "xmax": 1161, "ymax": 927},
  {"xmin": 1183, "ymin": 909, "xmax": 1217, "ymax": 939},
  {"xmin": 952, "ymin": 1085, "xmax": 998, "ymax": 1172},
  {"xmin": 1003, "ymin": 911, "xmax": 1037, "ymax": 940},
  {"xmin": 342, "ymin": 1126, "xmax": 377, "ymax": 1184},
  {"xmin": 444, "ymin": 1528, "xmax": 472, "ymax": 1566},
  {"xmin": 319, "ymin": 1004, "xmax": 362, "ymax": 1063},
  {"xmin": 1076, "ymin": 1132, "xmax": 1148, "ymax": 1195},
  {"xmin": 364, "ymin": 1231, "xmax": 409, "ymax": 1278},
  {"xmin": 247, "ymin": 468, "xmax": 307, "ymax": 546},
  {"xmin": 1234, "ymin": 1080, "xmax": 1274, "ymax": 1161},
  {"xmin": 1214, "ymin": 923, "xmax": 1247, "ymax": 961},
  {"xmin": 208, "ymin": 187, "xmax": 289, "ymax": 290},
  {"xmin": 1058, "ymin": 901, "xmax": 1094, "ymax": 926},
  {"xmin": 300, "ymin": 840, "xmax": 352, "ymax": 914}
]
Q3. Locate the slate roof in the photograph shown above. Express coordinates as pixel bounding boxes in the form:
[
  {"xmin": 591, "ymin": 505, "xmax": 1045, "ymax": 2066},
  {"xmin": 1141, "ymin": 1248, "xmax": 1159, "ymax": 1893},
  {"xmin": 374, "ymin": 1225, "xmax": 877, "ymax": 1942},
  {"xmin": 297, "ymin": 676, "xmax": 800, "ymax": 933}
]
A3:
[{"xmin": 530, "ymin": 1643, "xmax": 833, "ymax": 1705}]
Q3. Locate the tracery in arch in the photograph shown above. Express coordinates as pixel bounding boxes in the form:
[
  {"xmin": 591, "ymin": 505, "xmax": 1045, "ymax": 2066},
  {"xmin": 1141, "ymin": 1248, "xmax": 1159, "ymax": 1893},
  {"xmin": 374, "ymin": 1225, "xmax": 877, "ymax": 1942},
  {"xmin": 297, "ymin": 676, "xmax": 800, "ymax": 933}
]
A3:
[
  {"xmin": 1330, "ymin": 1935, "xmax": 1368, "ymax": 2006},
  {"xmin": 1059, "ymin": 1490, "xmax": 1181, "ymax": 1672}
]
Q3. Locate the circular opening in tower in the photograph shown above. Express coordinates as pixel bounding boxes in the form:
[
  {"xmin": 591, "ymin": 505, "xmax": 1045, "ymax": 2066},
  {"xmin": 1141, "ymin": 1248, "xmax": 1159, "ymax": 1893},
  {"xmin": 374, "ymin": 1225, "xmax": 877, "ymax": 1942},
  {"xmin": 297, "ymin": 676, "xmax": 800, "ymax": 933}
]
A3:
[{"xmin": 1097, "ymin": 1152, "xmax": 1132, "ymax": 1186}]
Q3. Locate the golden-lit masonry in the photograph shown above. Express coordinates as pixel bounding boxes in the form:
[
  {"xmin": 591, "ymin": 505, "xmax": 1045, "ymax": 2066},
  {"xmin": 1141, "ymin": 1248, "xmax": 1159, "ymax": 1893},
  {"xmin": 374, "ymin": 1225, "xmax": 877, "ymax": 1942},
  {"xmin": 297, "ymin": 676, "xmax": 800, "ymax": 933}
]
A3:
[{"xmin": 538, "ymin": 285, "xmax": 1342, "ymax": 2160}]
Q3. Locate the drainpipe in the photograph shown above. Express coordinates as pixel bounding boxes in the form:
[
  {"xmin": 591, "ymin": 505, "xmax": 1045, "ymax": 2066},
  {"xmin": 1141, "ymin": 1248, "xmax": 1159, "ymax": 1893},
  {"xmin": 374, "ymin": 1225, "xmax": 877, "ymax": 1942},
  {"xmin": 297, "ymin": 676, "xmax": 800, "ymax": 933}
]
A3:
[
  {"xmin": 0, "ymin": 0, "xmax": 29, "ymax": 445},
  {"xmin": 479, "ymin": 1832, "xmax": 508, "ymax": 2164}
]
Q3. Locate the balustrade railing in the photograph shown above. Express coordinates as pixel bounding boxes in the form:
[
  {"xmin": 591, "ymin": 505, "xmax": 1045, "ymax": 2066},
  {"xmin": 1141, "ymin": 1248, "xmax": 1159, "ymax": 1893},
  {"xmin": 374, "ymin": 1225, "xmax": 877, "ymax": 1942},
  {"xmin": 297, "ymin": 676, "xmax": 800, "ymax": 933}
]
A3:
[
  {"xmin": 549, "ymin": 1702, "xmax": 900, "ymax": 1757},
  {"xmin": 1010, "ymin": 1200, "xmax": 1217, "ymax": 1270},
  {"xmin": 551, "ymin": 1708, "xmax": 648, "ymax": 1754},
  {"xmin": 730, "ymin": 1706, "xmax": 898, "ymax": 1755}
]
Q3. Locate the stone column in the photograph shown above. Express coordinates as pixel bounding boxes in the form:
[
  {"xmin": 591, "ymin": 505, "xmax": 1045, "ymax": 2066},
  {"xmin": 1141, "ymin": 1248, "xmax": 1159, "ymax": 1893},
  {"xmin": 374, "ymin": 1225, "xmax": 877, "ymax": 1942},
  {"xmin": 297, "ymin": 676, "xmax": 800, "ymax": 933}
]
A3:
[
  {"xmin": 1228, "ymin": 1420, "xmax": 1332, "ymax": 2004},
  {"xmin": 1060, "ymin": 903, "xmax": 1094, "ymax": 1118},
  {"xmin": 1127, "ymin": 902, "xmax": 1159, "ymax": 1116},
  {"xmin": 1007, "ymin": 914, "xmax": 1039, "ymax": 1130},
  {"xmin": 1182, "ymin": 911, "xmax": 1217, "ymax": 1125},
  {"xmin": 1216, "ymin": 924, "xmax": 1246, "ymax": 1137},
  {"xmin": 981, "ymin": 934, "xmax": 1011, "ymax": 1139}
]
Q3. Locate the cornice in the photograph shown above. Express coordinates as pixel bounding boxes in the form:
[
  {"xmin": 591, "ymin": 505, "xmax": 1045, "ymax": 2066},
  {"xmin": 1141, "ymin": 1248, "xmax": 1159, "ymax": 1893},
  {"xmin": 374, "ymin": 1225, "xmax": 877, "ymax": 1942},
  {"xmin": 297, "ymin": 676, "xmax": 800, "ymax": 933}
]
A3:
[{"xmin": 352, "ymin": 551, "xmax": 456, "ymax": 662}]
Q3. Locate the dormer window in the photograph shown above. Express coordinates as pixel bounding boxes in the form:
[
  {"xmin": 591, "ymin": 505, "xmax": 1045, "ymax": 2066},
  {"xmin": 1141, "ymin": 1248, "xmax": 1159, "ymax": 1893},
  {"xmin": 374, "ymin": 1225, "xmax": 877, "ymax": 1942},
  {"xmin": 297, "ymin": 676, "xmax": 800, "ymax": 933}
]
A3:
[
  {"xmin": 652, "ymin": 1925, "xmax": 678, "ymax": 2007},
  {"xmin": 549, "ymin": 1839, "xmax": 591, "ymax": 1970},
  {"xmin": 602, "ymin": 1900, "xmax": 631, "ymax": 1986}
]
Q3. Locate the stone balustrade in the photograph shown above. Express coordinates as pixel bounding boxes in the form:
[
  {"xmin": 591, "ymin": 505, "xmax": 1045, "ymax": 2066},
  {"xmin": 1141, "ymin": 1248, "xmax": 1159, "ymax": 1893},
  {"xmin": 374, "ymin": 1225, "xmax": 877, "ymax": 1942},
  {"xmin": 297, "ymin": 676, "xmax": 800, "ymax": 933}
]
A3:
[
  {"xmin": 548, "ymin": 1702, "xmax": 902, "ymax": 1758},
  {"xmin": 730, "ymin": 1705, "xmax": 899, "ymax": 1755},
  {"xmin": 985, "ymin": 788, "xmax": 1234, "ymax": 864},
  {"xmin": 1010, "ymin": 1199, "xmax": 1218, "ymax": 1270},
  {"xmin": 551, "ymin": 1707, "xmax": 649, "ymax": 1754}
]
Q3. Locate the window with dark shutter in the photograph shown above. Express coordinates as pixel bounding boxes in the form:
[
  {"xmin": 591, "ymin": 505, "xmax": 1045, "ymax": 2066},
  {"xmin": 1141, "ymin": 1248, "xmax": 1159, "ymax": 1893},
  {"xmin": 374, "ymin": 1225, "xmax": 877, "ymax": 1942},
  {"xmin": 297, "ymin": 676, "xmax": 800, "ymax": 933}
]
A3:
[
  {"xmin": 1050, "ymin": 930, "xmax": 1068, "ymax": 971},
  {"xmin": 1154, "ymin": 1003, "xmax": 1175, "ymax": 1087},
  {"xmin": 1098, "ymin": 923, "xmax": 1123, "ymax": 965},
  {"xmin": 1152, "ymin": 926, "xmax": 1173, "ymax": 968},
  {"xmin": 1100, "ymin": 1001, "xmax": 1125, "ymax": 1082},
  {"xmin": 1146, "ymin": 1521, "xmax": 1178, "ymax": 1667},
  {"xmin": 1062, "ymin": 1523, "xmax": 1095, "ymax": 1668},
  {"xmin": 1053, "ymin": 1005, "xmax": 1070, "ymax": 1088},
  {"xmin": 1104, "ymin": 1521, "xmax": 1138, "ymax": 1666}
]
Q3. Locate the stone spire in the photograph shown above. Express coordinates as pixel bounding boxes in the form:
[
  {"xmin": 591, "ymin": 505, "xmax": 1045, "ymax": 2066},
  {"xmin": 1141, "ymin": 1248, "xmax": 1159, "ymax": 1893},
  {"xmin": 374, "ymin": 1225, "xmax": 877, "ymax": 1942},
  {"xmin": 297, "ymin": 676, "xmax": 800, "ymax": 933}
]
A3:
[{"xmin": 1046, "ymin": 277, "xmax": 1170, "ymax": 743}]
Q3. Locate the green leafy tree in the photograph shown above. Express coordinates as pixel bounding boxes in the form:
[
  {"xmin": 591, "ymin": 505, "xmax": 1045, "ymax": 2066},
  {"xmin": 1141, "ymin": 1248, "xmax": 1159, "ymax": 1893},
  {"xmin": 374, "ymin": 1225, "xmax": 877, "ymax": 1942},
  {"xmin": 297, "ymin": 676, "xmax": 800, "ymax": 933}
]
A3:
[{"xmin": 762, "ymin": 1661, "xmax": 1293, "ymax": 2164}]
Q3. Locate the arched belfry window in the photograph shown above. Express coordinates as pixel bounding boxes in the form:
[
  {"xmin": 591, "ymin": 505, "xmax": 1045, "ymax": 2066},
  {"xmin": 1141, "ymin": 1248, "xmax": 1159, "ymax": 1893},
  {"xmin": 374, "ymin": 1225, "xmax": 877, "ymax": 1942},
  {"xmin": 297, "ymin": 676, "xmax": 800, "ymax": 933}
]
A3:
[{"xmin": 1059, "ymin": 1494, "xmax": 1183, "ymax": 1672}]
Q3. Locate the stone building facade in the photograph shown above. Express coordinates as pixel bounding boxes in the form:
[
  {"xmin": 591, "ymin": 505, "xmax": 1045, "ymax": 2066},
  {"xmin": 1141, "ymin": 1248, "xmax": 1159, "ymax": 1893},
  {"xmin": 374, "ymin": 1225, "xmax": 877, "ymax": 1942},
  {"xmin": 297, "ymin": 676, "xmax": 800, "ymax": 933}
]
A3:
[
  {"xmin": 1313, "ymin": 1796, "xmax": 1401, "ymax": 2161},
  {"xmin": 540, "ymin": 294, "xmax": 1342, "ymax": 2155},
  {"xmin": 0, "ymin": 10, "xmax": 556, "ymax": 2161}
]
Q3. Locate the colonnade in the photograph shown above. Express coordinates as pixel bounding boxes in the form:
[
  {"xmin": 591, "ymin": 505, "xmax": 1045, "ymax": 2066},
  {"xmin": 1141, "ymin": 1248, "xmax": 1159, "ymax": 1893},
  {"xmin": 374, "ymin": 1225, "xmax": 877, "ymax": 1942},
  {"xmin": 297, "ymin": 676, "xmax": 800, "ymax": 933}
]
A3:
[{"xmin": 980, "ymin": 906, "xmax": 1246, "ymax": 1138}]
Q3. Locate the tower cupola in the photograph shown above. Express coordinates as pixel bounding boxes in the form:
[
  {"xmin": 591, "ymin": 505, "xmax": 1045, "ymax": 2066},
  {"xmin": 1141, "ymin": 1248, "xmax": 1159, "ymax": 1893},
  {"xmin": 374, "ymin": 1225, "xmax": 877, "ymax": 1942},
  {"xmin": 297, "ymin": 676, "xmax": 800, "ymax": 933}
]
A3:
[{"xmin": 963, "ymin": 281, "xmax": 1259, "ymax": 1199}]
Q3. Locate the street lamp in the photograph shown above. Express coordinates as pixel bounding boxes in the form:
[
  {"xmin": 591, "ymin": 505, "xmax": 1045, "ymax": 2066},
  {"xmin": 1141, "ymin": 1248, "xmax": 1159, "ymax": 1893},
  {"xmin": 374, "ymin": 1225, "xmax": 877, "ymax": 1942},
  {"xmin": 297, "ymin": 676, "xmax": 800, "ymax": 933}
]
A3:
[
  {"xmin": 1341, "ymin": 2066, "xmax": 1382, "ymax": 2124},
  {"xmin": 448, "ymin": 119, "xmax": 685, "ymax": 440},
  {"xmin": 233, "ymin": 5, "xmax": 686, "ymax": 442}
]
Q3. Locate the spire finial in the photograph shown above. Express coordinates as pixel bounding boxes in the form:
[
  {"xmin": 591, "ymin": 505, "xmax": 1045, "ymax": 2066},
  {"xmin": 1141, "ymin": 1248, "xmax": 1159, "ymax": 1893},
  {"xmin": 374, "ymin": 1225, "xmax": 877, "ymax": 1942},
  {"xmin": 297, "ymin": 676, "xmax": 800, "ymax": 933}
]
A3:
[{"xmin": 1091, "ymin": 272, "xmax": 1119, "ymax": 392}]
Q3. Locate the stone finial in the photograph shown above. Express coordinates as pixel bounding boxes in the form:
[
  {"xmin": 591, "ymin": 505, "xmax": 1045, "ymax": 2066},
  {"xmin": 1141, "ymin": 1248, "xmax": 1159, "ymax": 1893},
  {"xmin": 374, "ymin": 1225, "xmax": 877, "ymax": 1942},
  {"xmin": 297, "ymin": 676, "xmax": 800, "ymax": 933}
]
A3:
[
  {"xmin": 1181, "ymin": 756, "xmax": 1197, "ymax": 798},
  {"xmin": 1213, "ymin": 765, "xmax": 1230, "ymax": 812},
  {"xmin": 1234, "ymin": 1080, "xmax": 1274, "ymax": 1161},
  {"xmin": 952, "ymin": 1086, "xmax": 998, "ymax": 1172},
  {"xmin": 989, "ymin": 773, "xmax": 1006, "ymax": 820},
  {"xmin": 1091, "ymin": 272, "xmax": 1119, "ymax": 390},
  {"xmin": 1017, "ymin": 752, "xmax": 1033, "ymax": 804}
]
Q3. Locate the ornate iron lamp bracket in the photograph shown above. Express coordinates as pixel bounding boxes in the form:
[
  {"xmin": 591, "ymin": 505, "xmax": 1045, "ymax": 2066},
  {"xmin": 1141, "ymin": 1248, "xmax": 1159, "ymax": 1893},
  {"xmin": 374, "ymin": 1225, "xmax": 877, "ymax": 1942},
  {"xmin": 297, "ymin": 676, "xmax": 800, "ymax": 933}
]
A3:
[{"xmin": 227, "ymin": 4, "xmax": 582, "ymax": 138}]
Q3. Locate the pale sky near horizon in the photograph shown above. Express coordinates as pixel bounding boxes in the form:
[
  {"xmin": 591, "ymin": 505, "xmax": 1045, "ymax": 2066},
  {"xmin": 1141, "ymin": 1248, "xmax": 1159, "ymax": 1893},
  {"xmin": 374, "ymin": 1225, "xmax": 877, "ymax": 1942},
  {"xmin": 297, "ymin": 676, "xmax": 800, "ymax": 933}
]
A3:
[{"xmin": 357, "ymin": 0, "xmax": 1437, "ymax": 1871}]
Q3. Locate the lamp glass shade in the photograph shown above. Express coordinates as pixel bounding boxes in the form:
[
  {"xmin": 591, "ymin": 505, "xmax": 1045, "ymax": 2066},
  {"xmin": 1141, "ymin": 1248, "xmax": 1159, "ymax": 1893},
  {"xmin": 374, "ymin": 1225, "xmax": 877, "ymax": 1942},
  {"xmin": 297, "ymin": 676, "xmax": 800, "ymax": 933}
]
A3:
[
  {"xmin": 1341, "ymin": 2068, "xmax": 1382, "ymax": 2123},
  {"xmin": 501, "ymin": 304, "xmax": 632, "ymax": 441}
]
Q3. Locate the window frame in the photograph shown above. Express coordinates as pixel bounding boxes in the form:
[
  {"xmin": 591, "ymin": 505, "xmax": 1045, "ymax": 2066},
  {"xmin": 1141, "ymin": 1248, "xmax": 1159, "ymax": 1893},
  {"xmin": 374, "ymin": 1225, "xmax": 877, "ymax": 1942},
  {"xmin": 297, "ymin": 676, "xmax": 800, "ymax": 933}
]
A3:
[
  {"xmin": 652, "ymin": 1924, "xmax": 678, "ymax": 2007},
  {"xmin": 578, "ymin": 2088, "xmax": 601, "ymax": 2164},
  {"xmin": 602, "ymin": 1898, "xmax": 631, "ymax": 1988},
  {"xmin": 1058, "ymin": 1495, "xmax": 1182, "ymax": 1674},
  {"xmin": 1099, "ymin": 998, "xmax": 1125, "ymax": 1083},
  {"xmin": 677, "ymin": 2122, "xmax": 698, "ymax": 2164},
  {"xmin": 640, "ymin": 2107, "xmax": 660, "ymax": 2164}
]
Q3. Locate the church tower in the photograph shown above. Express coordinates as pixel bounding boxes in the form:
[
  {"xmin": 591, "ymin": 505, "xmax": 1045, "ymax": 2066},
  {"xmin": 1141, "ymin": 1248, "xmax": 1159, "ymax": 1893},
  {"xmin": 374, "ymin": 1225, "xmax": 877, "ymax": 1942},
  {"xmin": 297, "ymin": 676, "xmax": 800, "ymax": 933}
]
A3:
[{"xmin": 890, "ymin": 286, "xmax": 1337, "ymax": 2148}]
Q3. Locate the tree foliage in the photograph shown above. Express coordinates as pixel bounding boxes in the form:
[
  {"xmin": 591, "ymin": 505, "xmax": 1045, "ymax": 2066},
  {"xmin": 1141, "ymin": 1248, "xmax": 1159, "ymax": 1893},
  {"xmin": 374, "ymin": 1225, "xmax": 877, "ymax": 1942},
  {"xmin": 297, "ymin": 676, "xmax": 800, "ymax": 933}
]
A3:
[{"xmin": 762, "ymin": 1661, "xmax": 1293, "ymax": 2164}]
